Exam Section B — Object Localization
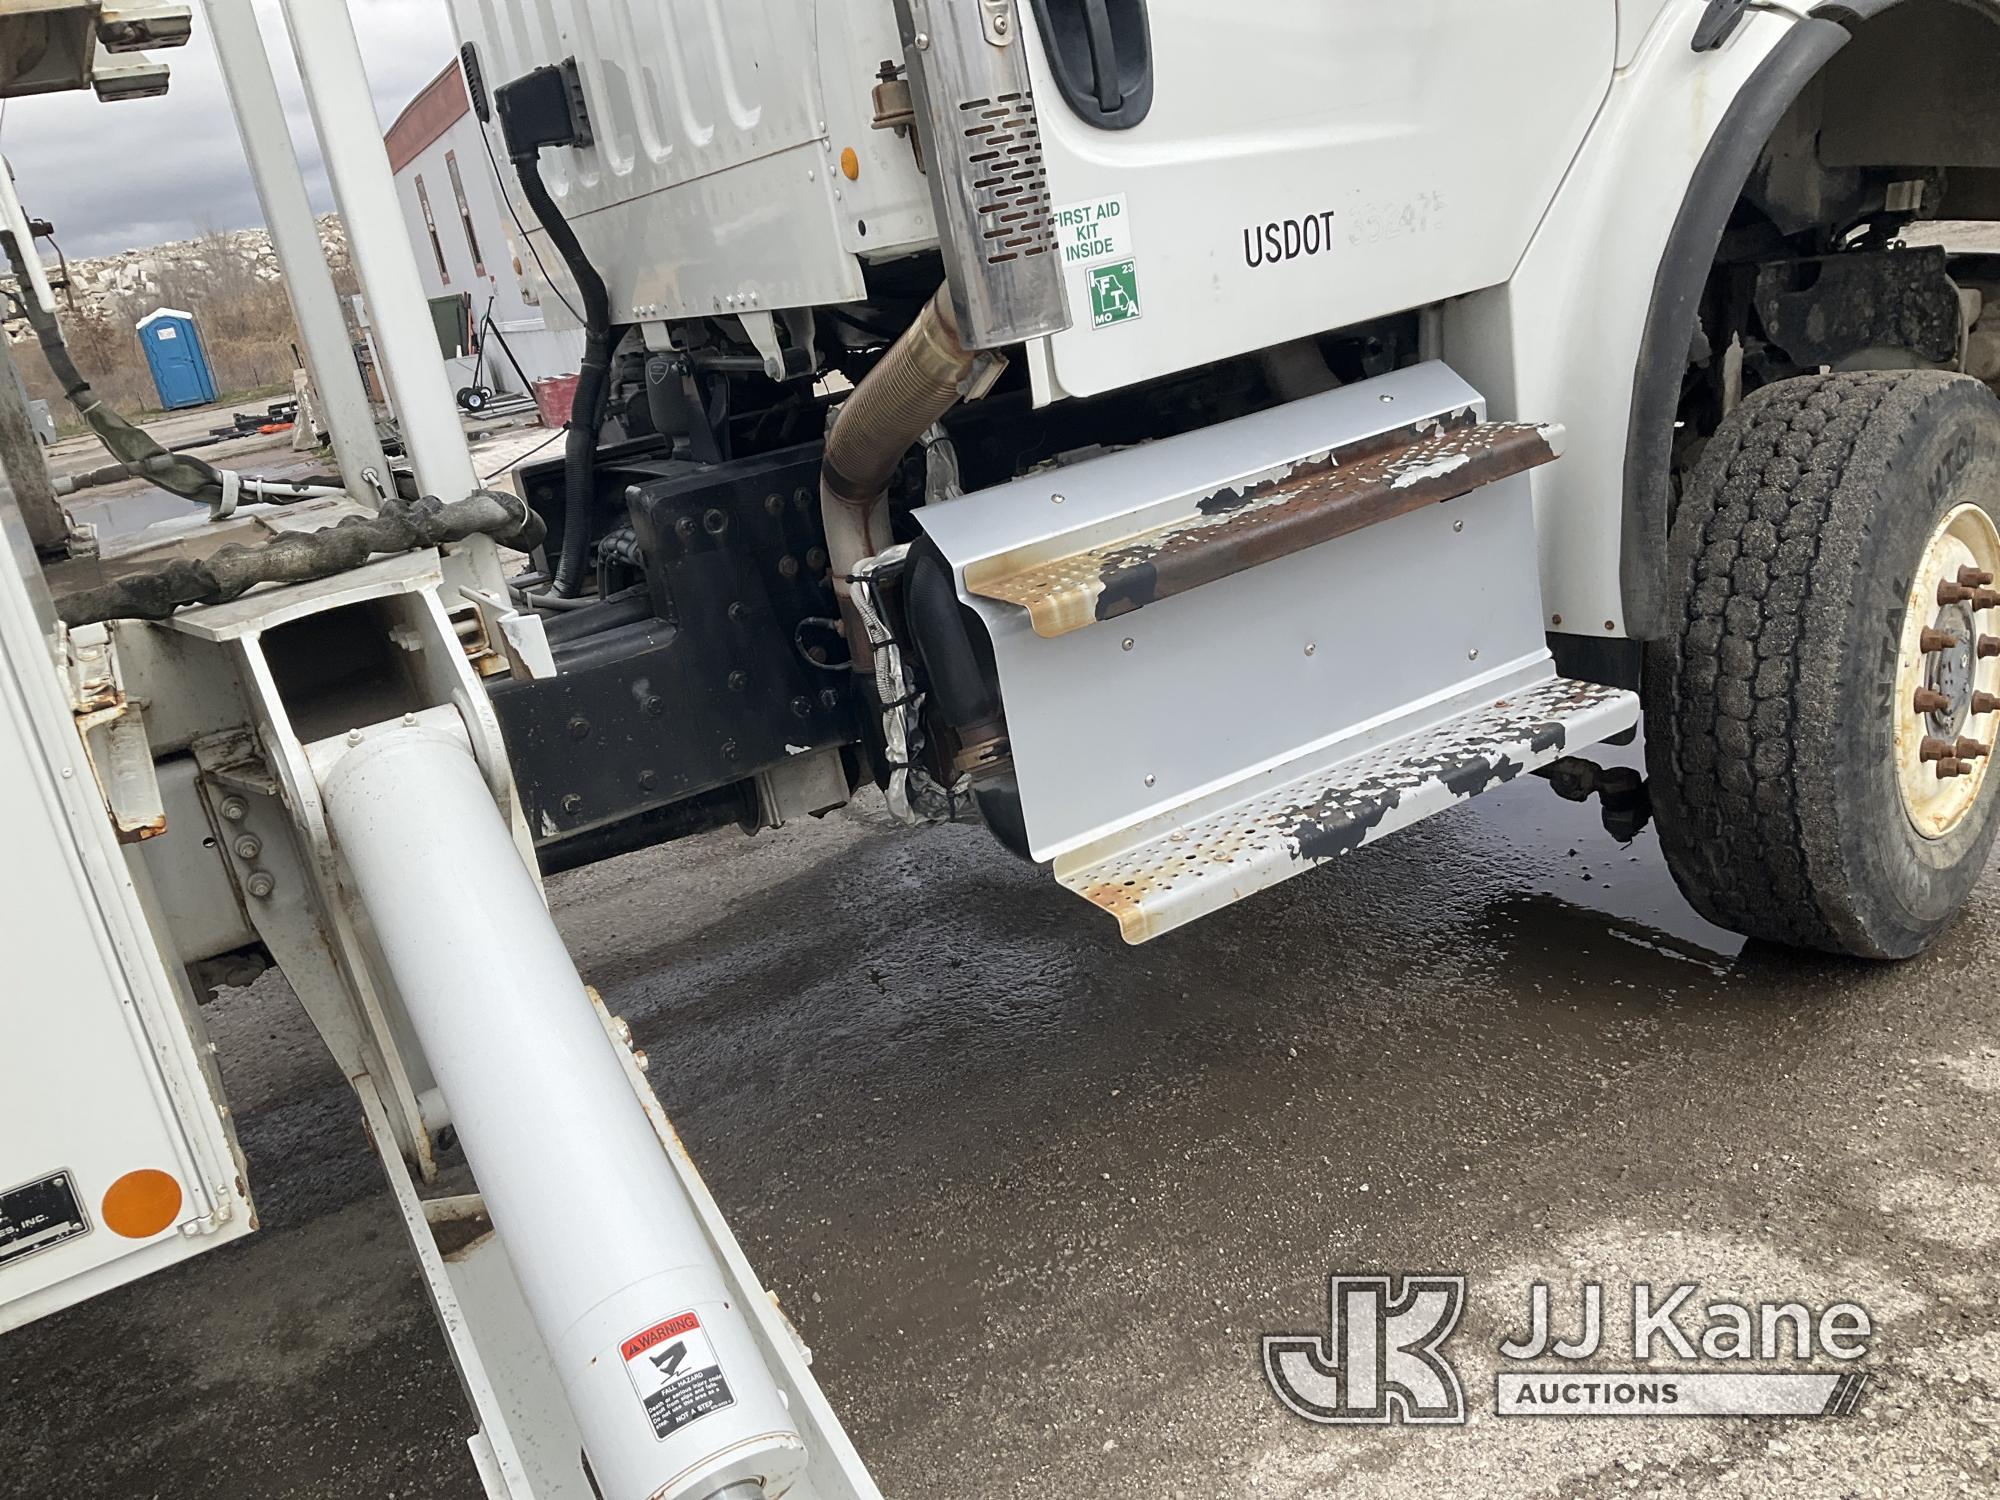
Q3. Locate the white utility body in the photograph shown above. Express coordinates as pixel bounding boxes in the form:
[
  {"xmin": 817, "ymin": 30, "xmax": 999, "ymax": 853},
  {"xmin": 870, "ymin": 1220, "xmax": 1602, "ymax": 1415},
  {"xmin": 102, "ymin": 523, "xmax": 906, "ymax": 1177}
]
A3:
[{"xmin": 6, "ymin": 0, "xmax": 2000, "ymax": 1495}]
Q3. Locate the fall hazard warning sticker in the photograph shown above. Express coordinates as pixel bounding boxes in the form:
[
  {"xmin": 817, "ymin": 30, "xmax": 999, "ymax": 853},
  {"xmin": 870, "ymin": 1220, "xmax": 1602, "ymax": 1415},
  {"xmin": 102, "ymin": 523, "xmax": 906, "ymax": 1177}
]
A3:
[{"xmin": 622, "ymin": 1311, "xmax": 735, "ymax": 1441}]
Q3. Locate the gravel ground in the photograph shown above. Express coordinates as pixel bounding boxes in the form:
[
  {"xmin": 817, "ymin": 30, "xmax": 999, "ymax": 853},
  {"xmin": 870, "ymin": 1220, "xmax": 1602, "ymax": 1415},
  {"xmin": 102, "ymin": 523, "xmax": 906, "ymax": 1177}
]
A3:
[{"xmin": 2, "ymin": 735, "xmax": 1994, "ymax": 1499}]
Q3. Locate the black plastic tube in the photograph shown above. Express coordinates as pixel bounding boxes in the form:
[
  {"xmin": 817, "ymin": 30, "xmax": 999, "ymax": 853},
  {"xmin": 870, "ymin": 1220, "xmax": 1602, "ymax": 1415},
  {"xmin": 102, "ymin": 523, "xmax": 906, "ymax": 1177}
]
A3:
[{"xmin": 511, "ymin": 154, "xmax": 621, "ymax": 597}]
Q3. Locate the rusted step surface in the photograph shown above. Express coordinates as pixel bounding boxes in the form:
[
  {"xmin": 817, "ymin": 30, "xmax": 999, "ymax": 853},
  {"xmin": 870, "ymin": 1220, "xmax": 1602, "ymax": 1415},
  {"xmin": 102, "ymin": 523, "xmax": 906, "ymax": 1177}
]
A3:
[
  {"xmin": 1056, "ymin": 675, "xmax": 1638, "ymax": 945},
  {"xmin": 963, "ymin": 417, "xmax": 1565, "ymax": 639}
]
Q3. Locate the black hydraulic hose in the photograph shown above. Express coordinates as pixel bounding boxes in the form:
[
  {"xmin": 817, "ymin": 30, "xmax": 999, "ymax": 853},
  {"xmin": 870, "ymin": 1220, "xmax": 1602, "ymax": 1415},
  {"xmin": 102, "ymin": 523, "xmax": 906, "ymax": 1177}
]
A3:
[
  {"xmin": 510, "ymin": 152, "xmax": 621, "ymax": 597},
  {"xmin": 55, "ymin": 490, "xmax": 546, "ymax": 627}
]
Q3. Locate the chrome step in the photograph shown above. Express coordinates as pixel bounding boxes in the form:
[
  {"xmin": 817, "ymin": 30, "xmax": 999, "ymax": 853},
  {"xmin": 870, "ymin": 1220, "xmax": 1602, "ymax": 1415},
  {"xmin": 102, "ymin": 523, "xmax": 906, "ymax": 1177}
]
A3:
[{"xmin": 1056, "ymin": 676, "xmax": 1640, "ymax": 944}]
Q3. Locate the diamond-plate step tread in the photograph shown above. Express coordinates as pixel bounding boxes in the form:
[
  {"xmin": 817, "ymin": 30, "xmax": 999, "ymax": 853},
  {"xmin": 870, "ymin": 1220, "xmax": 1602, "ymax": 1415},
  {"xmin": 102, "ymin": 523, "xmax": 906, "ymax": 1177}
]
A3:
[
  {"xmin": 964, "ymin": 417, "xmax": 1565, "ymax": 638},
  {"xmin": 1057, "ymin": 677, "xmax": 1640, "ymax": 944}
]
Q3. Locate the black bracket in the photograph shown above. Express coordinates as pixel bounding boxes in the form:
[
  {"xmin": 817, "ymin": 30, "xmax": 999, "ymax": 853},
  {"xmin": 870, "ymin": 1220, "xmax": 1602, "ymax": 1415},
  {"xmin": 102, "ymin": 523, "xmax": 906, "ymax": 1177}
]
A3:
[{"xmin": 1692, "ymin": 0, "xmax": 1753, "ymax": 52}]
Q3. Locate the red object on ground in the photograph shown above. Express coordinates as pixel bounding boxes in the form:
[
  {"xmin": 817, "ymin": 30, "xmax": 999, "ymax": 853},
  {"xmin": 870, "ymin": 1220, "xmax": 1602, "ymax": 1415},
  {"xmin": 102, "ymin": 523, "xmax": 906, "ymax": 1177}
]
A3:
[
  {"xmin": 257, "ymin": 422, "xmax": 295, "ymax": 435},
  {"xmin": 533, "ymin": 374, "xmax": 579, "ymax": 429}
]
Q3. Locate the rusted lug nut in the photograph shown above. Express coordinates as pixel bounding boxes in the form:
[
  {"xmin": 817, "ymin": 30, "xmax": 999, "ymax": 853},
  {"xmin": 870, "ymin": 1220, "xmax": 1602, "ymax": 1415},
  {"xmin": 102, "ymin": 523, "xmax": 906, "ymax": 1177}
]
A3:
[
  {"xmin": 1921, "ymin": 628, "xmax": 1961, "ymax": 653},
  {"xmin": 1937, "ymin": 758, "xmax": 1970, "ymax": 779},
  {"xmin": 1957, "ymin": 737, "xmax": 1992, "ymax": 760},
  {"xmin": 1939, "ymin": 581, "xmax": 1976, "ymax": 606},
  {"xmin": 1914, "ymin": 686, "xmax": 1953, "ymax": 714},
  {"xmin": 1976, "ymin": 589, "xmax": 2000, "ymax": 611},
  {"xmin": 1920, "ymin": 736, "xmax": 1955, "ymax": 763},
  {"xmin": 1960, "ymin": 566, "xmax": 1996, "ymax": 588},
  {"xmin": 1983, "ymin": 636, "xmax": 2000, "ymax": 660},
  {"xmin": 1975, "ymin": 692, "xmax": 2000, "ymax": 715}
]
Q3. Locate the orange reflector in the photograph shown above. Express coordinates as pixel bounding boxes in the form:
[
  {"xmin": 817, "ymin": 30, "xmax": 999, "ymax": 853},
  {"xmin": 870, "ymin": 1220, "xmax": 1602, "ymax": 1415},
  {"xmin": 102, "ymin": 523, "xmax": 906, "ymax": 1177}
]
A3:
[
  {"xmin": 840, "ymin": 146, "xmax": 860, "ymax": 182},
  {"xmin": 102, "ymin": 1169, "xmax": 183, "ymax": 1239}
]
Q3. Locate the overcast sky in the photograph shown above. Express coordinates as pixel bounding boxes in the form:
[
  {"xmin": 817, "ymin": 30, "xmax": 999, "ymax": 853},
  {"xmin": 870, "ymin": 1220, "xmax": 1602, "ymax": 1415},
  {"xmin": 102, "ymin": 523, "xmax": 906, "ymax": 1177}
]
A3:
[{"xmin": 0, "ymin": 0, "xmax": 459, "ymax": 258}]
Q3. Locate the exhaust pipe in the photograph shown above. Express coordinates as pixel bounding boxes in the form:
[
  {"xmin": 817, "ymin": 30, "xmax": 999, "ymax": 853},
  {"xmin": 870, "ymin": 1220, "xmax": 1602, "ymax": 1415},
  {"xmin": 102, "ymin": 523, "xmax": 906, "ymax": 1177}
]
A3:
[{"xmin": 820, "ymin": 284, "xmax": 979, "ymax": 667}]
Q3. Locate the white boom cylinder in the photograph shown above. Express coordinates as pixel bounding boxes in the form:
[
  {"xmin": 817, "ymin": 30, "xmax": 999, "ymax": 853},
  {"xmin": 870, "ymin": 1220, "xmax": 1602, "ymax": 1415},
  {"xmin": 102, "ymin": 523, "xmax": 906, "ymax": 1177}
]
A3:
[
  {"xmin": 274, "ymin": 0, "xmax": 478, "ymax": 507},
  {"xmin": 203, "ymin": 0, "xmax": 392, "ymax": 500},
  {"xmin": 319, "ymin": 721, "xmax": 805, "ymax": 1500}
]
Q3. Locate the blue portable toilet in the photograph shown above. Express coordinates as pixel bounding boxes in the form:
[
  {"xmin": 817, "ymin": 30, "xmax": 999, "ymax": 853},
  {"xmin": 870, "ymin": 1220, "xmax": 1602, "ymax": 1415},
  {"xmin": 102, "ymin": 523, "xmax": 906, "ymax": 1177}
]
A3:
[{"xmin": 135, "ymin": 308, "xmax": 219, "ymax": 410}]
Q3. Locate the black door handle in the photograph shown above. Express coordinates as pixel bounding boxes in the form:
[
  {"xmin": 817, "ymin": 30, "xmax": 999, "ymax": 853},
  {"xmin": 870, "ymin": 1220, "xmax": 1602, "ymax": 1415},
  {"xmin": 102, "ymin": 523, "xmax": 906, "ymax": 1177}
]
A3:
[
  {"xmin": 1029, "ymin": 0, "xmax": 1153, "ymax": 130},
  {"xmin": 1080, "ymin": 0, "xmax": 1123, "ymax": 112}
]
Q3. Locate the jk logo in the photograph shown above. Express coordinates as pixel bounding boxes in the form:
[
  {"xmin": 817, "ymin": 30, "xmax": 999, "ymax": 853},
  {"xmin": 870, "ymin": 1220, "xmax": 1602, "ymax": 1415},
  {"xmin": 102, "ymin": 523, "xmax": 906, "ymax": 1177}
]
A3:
[{"xmin": 1263, "ymin": 1275, "xmax": 1468, "ymax": 1425}]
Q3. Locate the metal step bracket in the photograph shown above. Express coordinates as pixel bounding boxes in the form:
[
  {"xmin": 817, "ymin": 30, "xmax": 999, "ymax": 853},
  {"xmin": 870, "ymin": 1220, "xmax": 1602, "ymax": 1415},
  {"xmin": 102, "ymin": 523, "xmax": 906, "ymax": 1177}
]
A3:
[{"xmin": 916, "ymin": 362, "xmax": 1641, "ymax": 940}]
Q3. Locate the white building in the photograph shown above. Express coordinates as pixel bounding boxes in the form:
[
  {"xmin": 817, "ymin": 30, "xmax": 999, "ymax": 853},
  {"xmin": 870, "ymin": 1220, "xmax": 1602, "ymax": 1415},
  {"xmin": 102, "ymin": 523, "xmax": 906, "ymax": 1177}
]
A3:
[{"xmin": 384, "ymin": 61, "xmax": 581, "ymax": 402}]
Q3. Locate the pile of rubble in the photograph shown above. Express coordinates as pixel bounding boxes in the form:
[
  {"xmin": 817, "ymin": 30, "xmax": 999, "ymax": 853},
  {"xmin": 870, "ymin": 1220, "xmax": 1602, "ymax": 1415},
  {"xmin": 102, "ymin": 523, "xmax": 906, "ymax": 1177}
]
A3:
[{"xmin": 3, "ymin": 215, "xmax": 350, "ymax": 337}]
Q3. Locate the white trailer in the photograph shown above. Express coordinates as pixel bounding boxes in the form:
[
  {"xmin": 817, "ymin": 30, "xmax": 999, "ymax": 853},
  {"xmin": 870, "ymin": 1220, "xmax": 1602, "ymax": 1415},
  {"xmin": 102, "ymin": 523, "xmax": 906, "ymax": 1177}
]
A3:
[{"xmin": 3, "ymin": 0, "xmax": 1999, "ymax": 1495}]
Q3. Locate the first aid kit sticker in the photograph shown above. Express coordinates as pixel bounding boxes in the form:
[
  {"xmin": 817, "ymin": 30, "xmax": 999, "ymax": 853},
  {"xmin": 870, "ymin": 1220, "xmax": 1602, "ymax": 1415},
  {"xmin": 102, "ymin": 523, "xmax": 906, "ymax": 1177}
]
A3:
[{"xmin": 622, "ymin": 1311, "xmax": 735, "ymax": 1441}]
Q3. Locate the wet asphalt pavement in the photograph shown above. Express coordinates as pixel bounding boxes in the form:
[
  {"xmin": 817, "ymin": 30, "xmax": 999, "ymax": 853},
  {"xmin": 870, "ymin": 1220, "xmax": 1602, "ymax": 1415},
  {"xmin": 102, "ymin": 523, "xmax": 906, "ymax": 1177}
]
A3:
[{"xmin": 3, "ymin": 744, "xmax": 1997, "ymax": 1499}]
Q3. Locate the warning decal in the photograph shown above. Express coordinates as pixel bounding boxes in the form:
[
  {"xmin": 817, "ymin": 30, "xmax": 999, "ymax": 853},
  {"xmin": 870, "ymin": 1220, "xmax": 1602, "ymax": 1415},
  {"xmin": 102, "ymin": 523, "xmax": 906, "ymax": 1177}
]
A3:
[
  {"xmin": 0, "ymin": 1170, "xmax": 90, "ymax": 1269},
  {"xmin": 622, "ymin": 1311, "xmax": 735, "ymax": 1441}
]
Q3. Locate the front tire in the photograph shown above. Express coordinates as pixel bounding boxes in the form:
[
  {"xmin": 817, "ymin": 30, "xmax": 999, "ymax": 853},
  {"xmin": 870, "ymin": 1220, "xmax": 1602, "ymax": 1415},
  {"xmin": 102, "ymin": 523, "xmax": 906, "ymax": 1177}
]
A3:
[{"xmin": 1645, "ymin": 371, "xmax": 2000, "ymax": 958}]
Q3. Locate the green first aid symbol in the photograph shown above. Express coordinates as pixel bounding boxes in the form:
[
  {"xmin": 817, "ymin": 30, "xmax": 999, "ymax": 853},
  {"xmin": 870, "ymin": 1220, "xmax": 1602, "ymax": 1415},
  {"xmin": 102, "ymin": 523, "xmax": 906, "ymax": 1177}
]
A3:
[{"xmin": 1089, "ymin": 259, "xmax": 1142, "ymax": 328}]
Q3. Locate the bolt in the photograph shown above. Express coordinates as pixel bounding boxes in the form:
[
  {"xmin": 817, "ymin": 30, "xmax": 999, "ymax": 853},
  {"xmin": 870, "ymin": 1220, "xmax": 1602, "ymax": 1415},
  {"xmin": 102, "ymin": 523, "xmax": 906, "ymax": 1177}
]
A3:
[
  {"xmin": 1304, "ymin": 642, "xmax": 1317, "ymax": 656},
  {"xmin": 1452, "ymin": 519, "xmax": 1465, "ymax": 533},
  {"xmin": 245, "ymin": 871, "xmax": 276, "ymax": 900},
  {"xmin": 632, "ymin": 1048, "xmax": 651, "ymax": 1073},
  {"xmin": 1961, "ymin": 566, "xmax": 1995, "ymax": 588},
  {"xmin": 1144, "ymin": 773, "xmax": 1156, "ymax": 787},
  {"xmin": 233, "ymin": 834, "xmax": 262, "ymax": 861},
  {"xmin": 1976, "ymin": 692, "xmax": 2000, "ymax": 715},
  {"xmin": 612, "ymin": 1015, "xmax": 633, "ymax": 1045},
  {"xmin": 779, "ymin": 555, "xmax": 801, "ymax": 579},
  {"xmin": 638, "ymin": 769, "xmax": 658, "ymax": 792},
  {"xmin": 703, "ymin": 507, "xmax": 729, "ymax": 535},
  {"xmin": 561, "ymin": 793, "xmax": 583, "ymax": 816},
  {"xmin": 1922, "ymin": 628, "xmax": 1961, "ymax": 653},
  {"xmin": 728, "ymin": 670, "xmax": 749, "ymax": 692},
  {"xmin": 1984, "ymin": 635, "xmax": 2000, "ymax": 660},
  {"xmin": 994, "ymin": 12, "xmax": 1009, "ymax": 32},
  {"xmin": 1938, "ymin": 758, "xmax": 1971, "ymax": 779},
  {"xmin": 1379, "ymin": 393, "xmax": 1395, "ymax": 403},
  {"xmin": 675, "ymin": 515, "xmax": 698, "ymax": 542},
  {"xmin": 1051, "ymin": 493, "xmax": 1065, "ymax": 505},
  {"xmin": 346, "ymin": 729, "xmax": 363, "ymax": 746},
  {"xmin": 914, "ymin": 31, "xmax": 931, "ymax": 48},
  {"xmin": 765, "ymin": 493, "xmax": 785, "ymax": 516},
  {"xmin": 820, "ymin": 688, "xmax": 842, "ymax": 710},
  {"xmin": 807, "ymin": 547, "xmax": 829, "ymax": 572},
  {"xmin": 1921, "ymin": 736, "xmax": 1955, "ymax": 762},
  {"xmin": 1914, "ymin": 686, "xmax": 1952, "ymax": 714},
  {"xmin": 1122, "ymin": 638, "xmax": 1135, "ymax": 652},
  {"xmin": 1468, "ymin": 647, "xmax": 1480, "ymax": 661},
  {"xmin": 567, "ymin": 715, "xmax": 591, "ymax": 740},
  {"xmin": 1551, "ymin": 614, "xmax": 1563, "ymax": 627},
  {"xmin": 728, "ymin": 602, "xmax": 749, "ymax": 623},
  {"xmin": 219, "ymin": 796, "xmax": 248, "ymax": 822},
  {"xmin": 1976, "ymin": 589, "xmax": 2000, "ymax": 611},
  {"xmin": 1957, "ymin": 737, "xmax": 1992, "ymax": 760},
  {"xmin": 1940, "ymin": 580, "xmax": 1976, "ymax": 606},
  {"xmin": 402, "ymin": 712, "xmax": 418, "ymax": 727},
  {"xmin": 791, "ymin": 695, "xmax": 813, "ymax": 718},
  {"xmin": 722, "ymin": 739, "xmax": 739, "ymax": 761},
  {"xmin": 644, "ymin": 695, "xmax": 665, "ymax": 717}
]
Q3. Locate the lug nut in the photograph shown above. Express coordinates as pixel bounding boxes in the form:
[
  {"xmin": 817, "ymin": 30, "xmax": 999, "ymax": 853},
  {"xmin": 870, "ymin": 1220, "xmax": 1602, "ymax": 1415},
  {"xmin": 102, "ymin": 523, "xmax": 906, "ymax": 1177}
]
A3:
[
  {"xmin": 1974, "ymin": 692, "xmax": 2000, "ymax": 715},
  {"xmin": 1922, "ymin": 628, "xmax": 1962, "ymax": 653},
  {"xmin": 1937, "ymin": 758, "xmax": 1970, "ymax": 779},
  {"xmin": 1983, "ymin": 636, "xmax": 2000, "ymax": 659},
  {"xmin": 1914, "ymin": 686, "xmax": 1952, "ymax": 714},
  {"xmin": 1976, "ymin": 589, "xmax": 2000, "ymax": 611},
  {"xmin": 1940, "ymin": 581, "xmax": 1976, "ymax": 606},
  {"xmin": 1957, "ymin": 737, "xmax": 1991, "ymax": 760},
  {"xmin": 1960, "ymin": 566, "xmax": 1996, "ymax": 588},
  {"xmin": 1921, "ymin": 736, "xmax": 1955, "ymax": 762}
]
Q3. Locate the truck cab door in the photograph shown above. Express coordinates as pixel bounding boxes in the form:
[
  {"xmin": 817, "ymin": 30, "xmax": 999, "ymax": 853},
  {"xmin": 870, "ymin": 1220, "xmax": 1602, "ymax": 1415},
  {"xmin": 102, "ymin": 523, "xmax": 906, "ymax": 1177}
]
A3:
[{"xmin": 1023, "ymin": 0, "xmax": 1618, "ymax": 398}]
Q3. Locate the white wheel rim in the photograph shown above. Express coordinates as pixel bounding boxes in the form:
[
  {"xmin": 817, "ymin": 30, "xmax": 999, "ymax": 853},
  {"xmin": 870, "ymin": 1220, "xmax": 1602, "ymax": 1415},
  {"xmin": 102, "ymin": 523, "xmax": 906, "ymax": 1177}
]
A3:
[{"xmin": 1894, "ymin": 502, "xmax": 2000, "ymax": 839}]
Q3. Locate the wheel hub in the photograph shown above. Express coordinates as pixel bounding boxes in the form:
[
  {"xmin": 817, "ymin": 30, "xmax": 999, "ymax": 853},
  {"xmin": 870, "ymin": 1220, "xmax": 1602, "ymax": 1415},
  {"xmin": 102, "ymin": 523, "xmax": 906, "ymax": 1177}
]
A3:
[{"xmin": 1896, "ymin": 503, "xmax": 2000, "ymax": 839}]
